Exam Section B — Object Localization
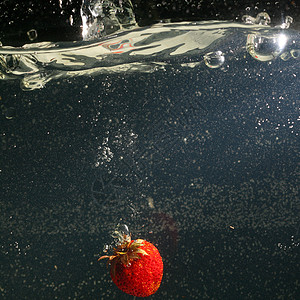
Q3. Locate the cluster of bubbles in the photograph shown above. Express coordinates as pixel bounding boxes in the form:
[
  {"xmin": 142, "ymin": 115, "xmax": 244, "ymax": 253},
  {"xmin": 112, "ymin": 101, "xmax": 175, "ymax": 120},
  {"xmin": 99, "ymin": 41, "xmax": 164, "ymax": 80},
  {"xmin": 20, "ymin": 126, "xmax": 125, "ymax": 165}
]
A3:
[
  {"xmin": 241, "ymin": 12, "xmax": 271, "ymax": 26},
  {"xmin": 102, "ymin": 223, "xmax": 131, "ymax": 254},
  {"xmin": 203, "ymin": 12, "xmax": 297, "ymax": 69},
  {"xmin": 277, "ymin": 235, "xmax": 300, "ymax": 251}
]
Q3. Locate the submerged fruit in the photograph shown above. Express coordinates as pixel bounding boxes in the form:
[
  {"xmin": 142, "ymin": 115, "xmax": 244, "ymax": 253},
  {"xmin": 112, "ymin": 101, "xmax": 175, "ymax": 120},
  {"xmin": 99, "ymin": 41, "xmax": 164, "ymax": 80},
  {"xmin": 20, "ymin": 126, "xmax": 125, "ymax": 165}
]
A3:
[{"xmin": 99, "ymin": 236, "xmax": 163, "ymax": 297}]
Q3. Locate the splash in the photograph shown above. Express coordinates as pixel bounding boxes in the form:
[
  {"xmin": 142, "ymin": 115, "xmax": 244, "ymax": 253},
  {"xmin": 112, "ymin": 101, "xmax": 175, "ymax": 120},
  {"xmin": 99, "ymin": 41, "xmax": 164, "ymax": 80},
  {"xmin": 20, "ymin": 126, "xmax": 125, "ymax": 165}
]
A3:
[
  {"xmin": 102, "ymin": 223, "xmax": 131, "ymax": 254},
  {"xmin": 81, "ymin": 0, "xmax": 137, "ymax": 40}
]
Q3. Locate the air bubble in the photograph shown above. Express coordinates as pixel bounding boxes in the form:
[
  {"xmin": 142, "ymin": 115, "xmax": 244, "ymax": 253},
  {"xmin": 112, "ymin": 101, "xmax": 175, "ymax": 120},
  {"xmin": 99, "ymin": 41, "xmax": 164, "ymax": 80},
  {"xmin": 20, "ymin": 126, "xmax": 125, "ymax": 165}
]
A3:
[
  {"xmin": 1, "ymin": 105, "xmax": 16, "ymax": 120},
  {"xmin": 27, "ymin": 29, "xmax": 38, "ymax": 41},
  {"xmin": 291, "ymin": 49, "xmax": 300, "ymax": 59},
  {"xmin": 247, "ymin": 32, "xmax": 289, "ymax": 62},
  {"xmin": 203, "ymin": 51, "xmax": 225, "ymax": 69},
  {"xmin": 5, "ymin": 107, "xmax": 16, "ymax": 120}
]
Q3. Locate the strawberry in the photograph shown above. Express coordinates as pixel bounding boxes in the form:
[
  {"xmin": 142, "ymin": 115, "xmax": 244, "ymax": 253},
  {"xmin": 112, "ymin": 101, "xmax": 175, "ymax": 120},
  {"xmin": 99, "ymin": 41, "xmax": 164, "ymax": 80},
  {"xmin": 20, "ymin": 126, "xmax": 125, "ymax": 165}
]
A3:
[{"xmin": 99, "ymin": 236, "xmax": 163, "ymax": 297}]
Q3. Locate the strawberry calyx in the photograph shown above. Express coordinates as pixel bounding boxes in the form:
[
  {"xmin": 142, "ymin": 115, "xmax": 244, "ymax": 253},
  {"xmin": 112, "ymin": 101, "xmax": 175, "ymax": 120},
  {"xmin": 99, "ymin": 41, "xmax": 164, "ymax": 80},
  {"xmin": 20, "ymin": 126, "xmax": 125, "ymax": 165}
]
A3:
[{"xmin": 99, "ymin": 236, "xmax": 149, "ymax": 278}]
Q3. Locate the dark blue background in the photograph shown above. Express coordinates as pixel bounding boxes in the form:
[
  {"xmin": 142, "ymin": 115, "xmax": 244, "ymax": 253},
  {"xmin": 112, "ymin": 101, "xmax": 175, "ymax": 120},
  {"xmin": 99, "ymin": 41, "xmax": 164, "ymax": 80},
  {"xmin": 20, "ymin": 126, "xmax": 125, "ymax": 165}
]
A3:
[{"xmin": 0, "ymin": 28, "xmax": 299, "ymax": 299}]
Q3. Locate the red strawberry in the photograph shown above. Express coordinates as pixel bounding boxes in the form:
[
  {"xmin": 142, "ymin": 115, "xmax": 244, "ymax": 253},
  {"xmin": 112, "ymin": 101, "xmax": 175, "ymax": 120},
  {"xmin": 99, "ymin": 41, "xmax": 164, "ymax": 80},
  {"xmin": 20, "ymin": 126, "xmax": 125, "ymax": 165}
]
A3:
[{"xmin": 99, "ymin": 236, "xmax": 163, "ymax": 297}]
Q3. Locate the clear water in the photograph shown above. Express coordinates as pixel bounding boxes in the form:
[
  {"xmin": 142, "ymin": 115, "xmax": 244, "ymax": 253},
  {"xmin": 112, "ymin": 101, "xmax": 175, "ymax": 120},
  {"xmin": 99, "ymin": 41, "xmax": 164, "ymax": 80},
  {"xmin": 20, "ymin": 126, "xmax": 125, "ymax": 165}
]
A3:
[{"xmin": 0, "ymin": 19, "xmax": 299, "ymax": 299}]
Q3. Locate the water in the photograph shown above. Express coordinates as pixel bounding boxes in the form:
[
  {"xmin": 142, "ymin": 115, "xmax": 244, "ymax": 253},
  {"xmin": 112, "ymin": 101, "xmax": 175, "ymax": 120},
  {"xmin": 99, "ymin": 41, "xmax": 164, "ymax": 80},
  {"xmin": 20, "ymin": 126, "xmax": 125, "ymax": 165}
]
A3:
[{"xmin": 0, "ymin": 10, "xmax": 299, "ymax": 300}]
